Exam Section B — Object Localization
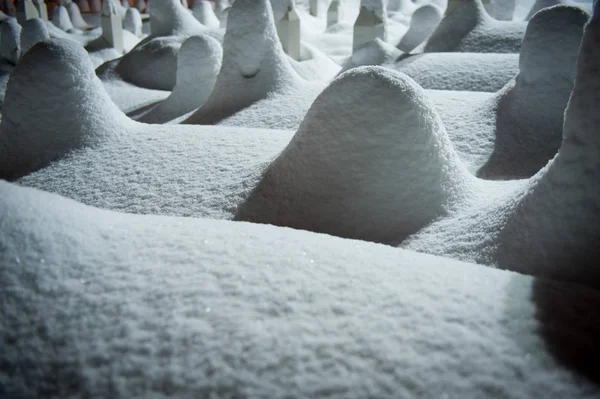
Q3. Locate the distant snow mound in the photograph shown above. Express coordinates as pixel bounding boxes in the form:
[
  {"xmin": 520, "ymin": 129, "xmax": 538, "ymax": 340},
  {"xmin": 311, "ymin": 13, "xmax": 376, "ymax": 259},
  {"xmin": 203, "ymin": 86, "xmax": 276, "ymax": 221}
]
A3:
[
  {"xmin": 123, "ymin": 7, "xmax": 142, "ymax": 36},
  {"xmin": 397, "ymin": 4, "xmax": 443, "ymax": 53},
  {"xmin": 192, "ymin": 0, "xmax": 220, "ymax": 28},
  {"xmin": 67, "ymin": 2, "xmax": 92, "ymax": 30},
  {"xmin": 148, "ymin": 0, "xmax": 207, "ymax": 37},
  {"xmin": 0, "ymin": 39, "xmax": 129, "ymax": 180},
  {"xmin": 0, "ymin": 18, "xmax": 21, "ymax": 64},
  {"xmin": 185, "ymin": 0, "xmax": 301, "ymax": 125},
  {"xmin": 478, "ymin": 5, "xmax": 589, "ymax": 178},
  {"xmin": 139, "ymin": 34, "xmax": 222, "ymax": 124},
  {"xmin": 20, "ymin": 18, "xmax": 50, "ymax": 57},
  {"xmin": 76, "ymin": 0, "xmax": 90, "ymax": 12},
  {"xmin": 52, "ymin": 5, "xmax": 75, "ymax": 32},
  {"xmin": 236, "ymin": 66, "xmax": 471, "ymax": 244},
  {"xmin": 339, "ymin": 38, "xmax": 401, "ymax": 74},
  {"xmin": 424, "ymin": 0, "xmax": 525, "ymax": 53}
]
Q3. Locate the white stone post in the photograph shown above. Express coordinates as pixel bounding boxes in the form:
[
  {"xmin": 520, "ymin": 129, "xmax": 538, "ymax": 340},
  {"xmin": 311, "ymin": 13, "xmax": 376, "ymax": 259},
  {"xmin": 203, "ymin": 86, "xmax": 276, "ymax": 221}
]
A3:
[
  {"xmin": 276, "ymin": 5, "xmax": 301, "ymax": 61},
  {"xmin": 34, "ymin": 0, "xmax": 47, "ymax": 20},
  {"xmin": 327, "ymin": 0, "xmax": 341, "ymax": 28},
  {"xmin": 353, "ymin": 1, "xmax": 387, "ymax": 51},
  {"xmin": 102, "ymin": 0, "xmax": 124, "ymax": 53},
  {"xmin": 309, "ymin": 0, "xmax": 320, "ymax": 17}
]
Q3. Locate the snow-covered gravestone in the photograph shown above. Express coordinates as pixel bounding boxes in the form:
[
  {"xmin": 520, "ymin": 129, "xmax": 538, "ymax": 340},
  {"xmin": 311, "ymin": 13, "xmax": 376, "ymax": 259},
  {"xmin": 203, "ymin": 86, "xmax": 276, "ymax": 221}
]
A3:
[
  {"xmin": 123, "ymin": 7, "xmax": 142, "ymax": 36},
  {"xmin": 276, "ymin": 5, "xmax": 301, "ymax": 60},
  {"xmin": 397, "ymin": 5, "xmax": 442, "ymax": 53},
  {"xmin": 52, "ymin": 5, "xmax": 75, "ymax": 31},
  {"xmin": 193, "ymin": 0, "xmax": 220, "ymax": 28},
  {"xmin": 309, "ymin": 0, "xmax": 320, "ymax": 17},
  {"xmin": 16, "ymin": 0, "xmax": 40, "ymax": 24},
  {"xmin": 327, "ymin": 0, "xmax": 342, "ymax": 28},
  {"xmin": 353, "ymin": 0, "xmax": 387, "ymax": 51},
  {"xmin": 101, "ymin": 0, "xmax": 124, "ymax": 53}
]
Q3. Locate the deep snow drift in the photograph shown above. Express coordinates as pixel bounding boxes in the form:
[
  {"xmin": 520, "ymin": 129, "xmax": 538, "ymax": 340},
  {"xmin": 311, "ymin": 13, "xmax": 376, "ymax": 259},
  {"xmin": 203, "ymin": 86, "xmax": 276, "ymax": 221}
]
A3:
[
  {"xmin": 0, "ymin": 39, "xmax": 130, "ymax": 180},
  {"xmin": 425, "ymin": 0, "xmax": 526, "ymax": 53}
]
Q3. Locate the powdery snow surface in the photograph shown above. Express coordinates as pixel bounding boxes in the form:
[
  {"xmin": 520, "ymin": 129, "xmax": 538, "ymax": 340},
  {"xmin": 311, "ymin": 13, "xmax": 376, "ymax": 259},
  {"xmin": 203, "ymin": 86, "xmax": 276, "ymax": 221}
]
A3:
[{"xmin": 2, "ymin": 0, "xmax": 600, "ymax": 396}]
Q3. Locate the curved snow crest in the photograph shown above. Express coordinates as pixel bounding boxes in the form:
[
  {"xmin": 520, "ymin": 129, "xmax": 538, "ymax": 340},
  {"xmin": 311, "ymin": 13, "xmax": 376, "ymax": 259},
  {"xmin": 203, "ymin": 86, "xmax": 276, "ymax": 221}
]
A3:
[
  {"xmin": 424, "ymin": 0, "xmax": 525, "ymax": 53},
  {"xmin": 184, "ymin": 0, "xmax": 302, "ymax": 125},
  {"xmin": 20, "ymin": 18, "xmax": 50, "ymax": 57},
  {"xmin": 52, "ymin": 5, "xmax": 76, "ymax": 32},
  {"xmin": 0, "ymin": 18, "xmax": 21, "ymax": 65},
  {"xmin": 478, "ymin": 5, "xmax": 589, "ymax": 178},
  {"xmin": 0, "ymin": 39, "xmax": 131, "ymax": 180},
  {"xmin": 148, "ymin": 0, "xmax": 208, "ymax": 37},
  {"xmin": 497, "ymin": 0, "xmax": 600, "ymax": 288},
  {"xmin": 236, "ymin": 66, "xmax": 472, "ymax": 244},
  {"xmin": 139, "ymin": 34, "xmax": 223, "ymax": 124},
  {"xmin": 397, "ymin": 5, "xmax": 443, "ymax": 53},
  {"xmin": 338, "ymin": 38, "xmax": 402, "ymax": 75}
]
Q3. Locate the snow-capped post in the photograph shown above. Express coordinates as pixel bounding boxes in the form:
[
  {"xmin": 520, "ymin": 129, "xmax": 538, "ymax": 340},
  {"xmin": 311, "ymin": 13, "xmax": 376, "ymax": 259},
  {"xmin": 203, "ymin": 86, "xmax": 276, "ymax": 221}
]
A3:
[
  {"xmin": 17, "ymin": 0, "xmax": 40, "ymax": 24},
  {"xmin": 309, "ymin": 0, "xmax": 320, "ymax": 17},
  {"xmin": 276, "ymin": 3, "xmax": 301, "ymax": 61},
  {"xmin": 327, "ymin": 0, "xmax": 342, "ymax": 28},
  {"xmin": 101, "ymin": 0, "xmax": 124, "ymax": 53},
  {"xmin": 353, "ymin": 0, "xmax": 387, "ymax": 51},
  {"xmin": 219, "ymin": 6, "xmax": 230, "ymax": 28}
]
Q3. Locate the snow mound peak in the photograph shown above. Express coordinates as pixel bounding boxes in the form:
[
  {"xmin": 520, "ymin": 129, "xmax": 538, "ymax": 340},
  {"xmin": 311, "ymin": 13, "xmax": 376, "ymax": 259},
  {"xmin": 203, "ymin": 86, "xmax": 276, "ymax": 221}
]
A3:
[
  {"xmin": 397, "ymin": 4, "xmax": 443, "ymax": 53},
  {"xmin": 52, "ymin": 5, "xmax": 75, "ymax": 32},
  {"xmin": 519, "ymin": 5, "xmax": 589, "ymax": 84},
  {"xmin": 139, "ymin": 34, "xmax": 223, "ymax": 124},
  {"xmin": 68, "ymin": 2, "xmax": 92, "ymax": 29},
  {"xmin": 123, "ymin": 7, "xmax": 142, "ymax": 36},
  {"xmin": 148, "ymin": 0, "xmax": 207, "ymax": 37},
  {"xmin": 20, "ymin": 18, "xmax": 50, "ymax": 57},
  {"xmin": 236, "ymin": 66, "xmax": 471, "ymax": 244},
  {"xmin": 0, "ymin": 39, "xmax": 129, "ymax": 180},
  {"xmin": 0, "ymin": 18, "xmax": 21, "ymax": 64},
  {"xmin": 185, "ymin": 0, "xmax": 301, "ymax": 125},
  {"xmin": 192, "ymin": 0, "xmax": 220, "ymax": 28}
]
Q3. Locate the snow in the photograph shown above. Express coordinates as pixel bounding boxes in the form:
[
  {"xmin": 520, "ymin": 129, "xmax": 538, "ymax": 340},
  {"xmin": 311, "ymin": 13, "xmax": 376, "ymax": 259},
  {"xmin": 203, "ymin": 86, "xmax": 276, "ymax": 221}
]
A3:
[
  {"xmin": 136, "ymin": 34, "xmax": 222, "ymax": 124},
  {"xmin": 192, "ymin": 0, "xmax": 220, "ymax": 28},
  {"xmin": 123, "ymin": 7, "xmax": 143, "ymax": 37},
  {"xmin": 2, "ymin": 180, "xmax": 600, "ymax": 398},
  {"xmin": 339, "ymin": 38, "xmax": 402, "ymax": 74},
  {"xmin": 397, "ymin": 4, "xmax": 443, "ymax": 53},
  {"xmin": 67, "ymin": 2, "xmax": 94, "ymax": 30},
  {"xmin": 20, "ymin": 17, "xmax": 50, "ymax": 57},
  {"xmin": 147, "ymin": 0, "xmax": 207, "ymax": 37},
  {"xmin": 425, "ymin": 0, "xmax": 526, "ymax": 53},
  {"xmin": 0, "ymin": 18, "xmax": 21, "ymax": 64},
  {"xmin": 52, "ymin": 5, "xmax": 77, "ymax": 32}
]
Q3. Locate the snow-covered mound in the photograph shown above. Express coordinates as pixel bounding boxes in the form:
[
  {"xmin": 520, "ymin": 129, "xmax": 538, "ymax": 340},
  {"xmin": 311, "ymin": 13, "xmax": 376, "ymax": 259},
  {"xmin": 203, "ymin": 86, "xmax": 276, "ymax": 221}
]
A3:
[
  {"xmin": 148, "ymin": 0, "xmax": 207, "ymax": 37},
  {"xmin": 67, "ymin": 1, "xmax": 93, "ymax": 30},
  {"xmin": 138, "ymin": 34, "xmax": 222, "ymax": 124},
  {"xmin": 20, "ymin": 17, "xmax": 50, "ymax": 57},
  {"xmin": 394, "ymin": 52, "xmax": 519, "ymax": 91},
  {"xmin": 236, "ymin": 67, "xmax": 472, "ymax": 244},
  {"xmin": 2, "ymin": 180, "xmax": 600, "ymax": 398},
  {"xmin": 192, "ymin": 0, "xmax": 220, "ymax": 28},
  {"xmin": 339, "ymin": 38, "xmax": 402, "ymax": 75},
  {"xmin": 424, "ymin": 0, "xmax": 526, "ymax": 53},
  {"xmin": 397, "ymin": 4, "xmax": 443, "ymax": 53},
  {"xmin": 51, "ymin": 5, "xmax": 76, "ymax": 32},
  {"xmin": 0, "ymin": 39, "xmax": 130, "ymax": 180},
  {"xmin": 406, "ymin": 0, "xmax": 600, "ymax": 289},
  {"xmin": 123, "ymin": 7, "xmax": 143, "ymax": 36},
  {"xmin": 0, "ymin": 18, "xmax": 21, "ymax": 65},
  {"xmin": 184, "ymin": 0, "xmax": 305, "ymax": 125}
]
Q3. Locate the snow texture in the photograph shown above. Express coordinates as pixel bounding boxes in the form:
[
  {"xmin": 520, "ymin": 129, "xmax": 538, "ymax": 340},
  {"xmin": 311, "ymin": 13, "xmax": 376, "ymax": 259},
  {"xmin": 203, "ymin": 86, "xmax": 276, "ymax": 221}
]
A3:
[
  {"xmin": 20, "ymin": 17, "xmax": 50, "ymax": 57},
  {"xmin": 148, "ymin": 0, "xmax": 207, "ymax": 37},
  {"xmin": 425, "ymin": 0, "xmax": 526, "ymax": 53},
  {"xmin": 236, "ymin": 67, "xmax": 472, "ymax": 244},
  {"xmin": 0, "ymin": 18, "xmax": 21, "ymax": 65},
  {"xmin": 52, "ymin": 5, "xmax": 75, "ymax": 32},
  {"xmin": 123, "ymin": 7, "xmax": 143, "ymax": 36},
  {"xmin": 67, "ymin": 2, "xmax": 93, "ymax": 30},
  {"xmin": 2, "ymin": 180, "xmax": 600, "ymax": 397},
  {"xmin": 397, "ymin": 4, "xmax": 443, "ymax": 53},
  {"xmin": 138, "ymin": 34, "xmax": 222, "ymax": 124},
  {"xmin": 339, "ymin": 38, "xmax": 401, "ymax": 74},
  {"xmin": 0, "ymin": 39, "xmax": 131, "ymax": 180},
  {"xmin": 184, "ymin": 0, "xmax": 304, "ymax": 125},
  {"xmin": 192, "ymin": 0, "xmax": 220, "ymax": 28}
]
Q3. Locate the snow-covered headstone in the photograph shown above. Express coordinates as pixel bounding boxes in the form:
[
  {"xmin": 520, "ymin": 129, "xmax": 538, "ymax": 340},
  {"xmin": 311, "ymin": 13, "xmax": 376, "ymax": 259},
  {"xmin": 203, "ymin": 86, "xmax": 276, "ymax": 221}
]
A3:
[
  {"xmin": 67, "ymin": 2, "xmax": 92, "ymax": 29},
  {"xmin": 276, "ymin": 5, "xmax": 301, "ymax": 60},
  {"xmin": 101, "ymin": 0, "xmax": 124, "ymax": 53},
  {"xmin": 52, "ymin": 5, "xmax": 75, "ymax": 31},
  {"xmin": 353, "ymin": 0, "xmax": 387, "ymax": 51},
  {"xmin": 397, "ymin": 5, "xmax": 442, "ymax": 53},
  {"xmin": 309, "ymin": 0, "xmax": 320, "ymax": 17},
  {"xmin": 20, "ymin": 17, "xmax": 49, "ymax": 56},
  {"xmin": 123, "ymin": 7, "xmax": 142, "ymax": 36},
  {"xmin": 16, "ymin": 0, "xmax": 40, "ymax": 24},
  {"xmin": 0, "ymin": 18, "xmax": 20, "ymax": 64},
  {"xmin": 327, "ymin": 0, "xmax": 342, "ymax": 28},
  {"xmin": 193, "ymin": 0, "xmax": 220, "ymax": 28}
]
